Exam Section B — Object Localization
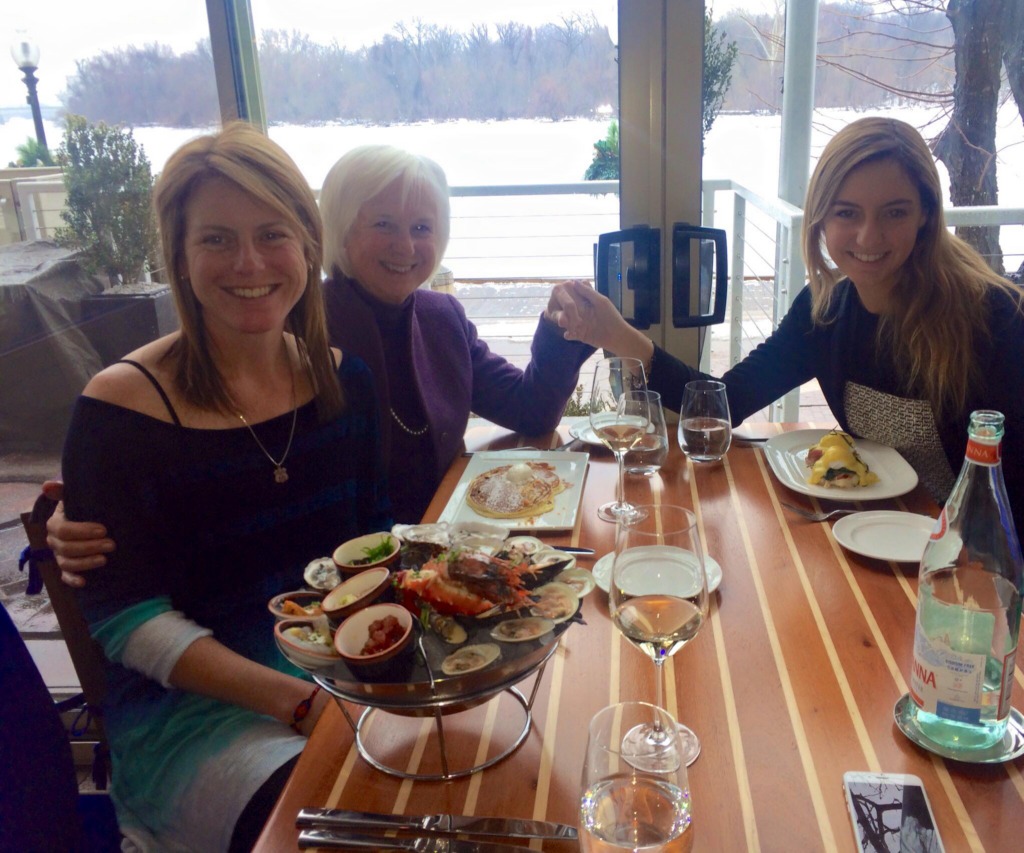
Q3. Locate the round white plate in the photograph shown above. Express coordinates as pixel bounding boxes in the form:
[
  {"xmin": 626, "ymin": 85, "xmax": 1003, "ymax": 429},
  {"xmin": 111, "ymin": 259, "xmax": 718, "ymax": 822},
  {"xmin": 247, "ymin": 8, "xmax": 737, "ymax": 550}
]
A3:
[
  {"xmin": 567, "ymin": 421, "xmax": 605, "ymax": 446},
  {"xmin": 592, "ymin": 551, "xmax": 723, "ymax": 595},
  {"xmin": 831, "ymin": 510, "xmax": 936, "ymax": 562}
]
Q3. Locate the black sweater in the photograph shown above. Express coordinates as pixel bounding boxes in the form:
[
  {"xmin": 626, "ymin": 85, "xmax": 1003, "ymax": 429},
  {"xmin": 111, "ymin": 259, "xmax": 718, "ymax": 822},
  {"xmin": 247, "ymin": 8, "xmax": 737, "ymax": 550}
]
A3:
[{"xmin": 650, "ymin": 281, "xmax": 1024, "ymax": 534}]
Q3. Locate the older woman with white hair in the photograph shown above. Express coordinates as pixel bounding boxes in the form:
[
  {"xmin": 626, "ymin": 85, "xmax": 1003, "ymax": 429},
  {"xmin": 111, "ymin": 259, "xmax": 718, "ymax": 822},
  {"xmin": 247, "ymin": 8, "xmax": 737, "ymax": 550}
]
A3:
[
  {"xmin": 47, "ymin": 144, "xmax": 595, "ymax": 575},
  {"xmin": 319, "ymin": 144, "xmax": 595, "ymax": 521}
]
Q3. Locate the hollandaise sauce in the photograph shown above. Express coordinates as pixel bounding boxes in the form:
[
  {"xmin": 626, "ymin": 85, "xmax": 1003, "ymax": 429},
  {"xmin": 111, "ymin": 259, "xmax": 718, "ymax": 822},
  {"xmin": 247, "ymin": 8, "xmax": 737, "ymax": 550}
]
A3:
[{"xmin": 805, "ymin": 432, "xmax": 879, "ymax": 488}]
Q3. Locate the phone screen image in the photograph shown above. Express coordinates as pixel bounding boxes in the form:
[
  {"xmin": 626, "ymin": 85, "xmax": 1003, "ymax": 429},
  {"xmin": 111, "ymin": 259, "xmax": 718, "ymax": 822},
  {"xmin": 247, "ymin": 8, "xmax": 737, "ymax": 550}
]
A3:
[{"xmin": 844, "ymin": 773, "xmax": 944, "ymax": 853}]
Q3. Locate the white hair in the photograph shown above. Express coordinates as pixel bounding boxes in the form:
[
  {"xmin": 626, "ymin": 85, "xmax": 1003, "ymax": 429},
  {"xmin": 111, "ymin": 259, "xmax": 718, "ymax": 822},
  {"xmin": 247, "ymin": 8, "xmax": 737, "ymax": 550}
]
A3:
[{"xmin": 320, "ymin": 144, "xmax": 450, "ymax": 282}]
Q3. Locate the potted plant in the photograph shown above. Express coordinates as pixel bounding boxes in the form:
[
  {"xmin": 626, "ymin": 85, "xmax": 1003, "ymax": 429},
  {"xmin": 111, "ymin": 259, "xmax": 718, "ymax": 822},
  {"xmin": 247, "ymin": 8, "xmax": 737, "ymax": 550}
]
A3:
[
  {"xmin": 55, "ymin": 115, "xmax": 159, "ymax": 287},
  {"xmin": 54, "ymin": 115, "xmax": 176, "ymax": 365}
]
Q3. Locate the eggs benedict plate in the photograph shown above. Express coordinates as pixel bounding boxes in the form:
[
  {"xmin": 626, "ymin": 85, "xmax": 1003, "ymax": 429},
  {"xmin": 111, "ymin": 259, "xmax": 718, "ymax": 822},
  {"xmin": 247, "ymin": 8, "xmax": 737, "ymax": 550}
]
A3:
[{"xmin": 763, "ymin": 429, "xmax": 918, "ymax": 501}]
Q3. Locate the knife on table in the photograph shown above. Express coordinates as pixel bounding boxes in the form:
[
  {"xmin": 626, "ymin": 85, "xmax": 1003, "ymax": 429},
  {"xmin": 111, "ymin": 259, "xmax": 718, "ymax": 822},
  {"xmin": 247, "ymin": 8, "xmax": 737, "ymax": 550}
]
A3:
[
  {"xmin": 298, "ymin": 829, "xmax": 536, "ymax": 852},
  {"xmin": 296, "ymin": 808, "xmax": 579, "ymax": 841},
  {"xmin": 299, "ymin": 831, "xmax": 532, "ymax": 851}
]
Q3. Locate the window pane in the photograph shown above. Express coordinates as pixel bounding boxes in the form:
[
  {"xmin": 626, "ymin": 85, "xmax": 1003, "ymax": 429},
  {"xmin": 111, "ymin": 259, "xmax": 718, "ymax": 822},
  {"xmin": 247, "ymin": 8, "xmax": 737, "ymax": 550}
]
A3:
[
  {"xmin": 251, "ymin": 1, "xmax": 619, "ymax": 381},
  {"xmin": 0, "ymin": 3, "xmax": 211, "ymax": 488}
]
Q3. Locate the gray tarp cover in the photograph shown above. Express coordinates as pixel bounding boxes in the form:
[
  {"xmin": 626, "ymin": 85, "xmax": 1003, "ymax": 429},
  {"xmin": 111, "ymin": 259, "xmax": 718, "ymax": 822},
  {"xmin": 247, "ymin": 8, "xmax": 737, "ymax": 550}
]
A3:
[{"xmin": 1, "ymin": 241, "xmax": 106, "ymax": 449}]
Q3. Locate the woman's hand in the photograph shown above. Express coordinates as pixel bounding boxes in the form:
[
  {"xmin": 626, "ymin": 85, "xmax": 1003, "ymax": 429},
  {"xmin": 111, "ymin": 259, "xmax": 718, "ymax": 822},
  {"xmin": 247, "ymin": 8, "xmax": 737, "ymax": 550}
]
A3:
[
  {"xmin": 42, "ymin": 480, "xmax": 115, "ymax": 587},
  {"xmin": 545, "ymin": 280, "xmax": 655, "ymax": 365}
]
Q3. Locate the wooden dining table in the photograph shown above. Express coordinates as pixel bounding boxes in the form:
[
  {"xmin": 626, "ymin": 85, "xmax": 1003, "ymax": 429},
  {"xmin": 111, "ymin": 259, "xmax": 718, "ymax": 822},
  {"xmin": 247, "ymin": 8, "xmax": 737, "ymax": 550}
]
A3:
[{"xmin": 255, "ymin": 419, "xmax": 1024, "ymax": 852}]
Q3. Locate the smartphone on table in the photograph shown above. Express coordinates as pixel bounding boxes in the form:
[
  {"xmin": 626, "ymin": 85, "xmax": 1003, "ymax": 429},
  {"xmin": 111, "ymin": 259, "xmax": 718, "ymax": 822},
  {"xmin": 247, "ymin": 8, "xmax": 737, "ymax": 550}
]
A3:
[{"xmin": 842, "ymin": 771, "xmax": 944, "ymax": 853}]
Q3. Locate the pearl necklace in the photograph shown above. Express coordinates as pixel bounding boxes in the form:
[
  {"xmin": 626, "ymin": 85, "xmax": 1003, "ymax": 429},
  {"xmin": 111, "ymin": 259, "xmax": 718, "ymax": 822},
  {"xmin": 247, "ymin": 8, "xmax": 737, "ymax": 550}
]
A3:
[
  {"xmin": 235, "ymin": 369, "xmax": 298, "ymax": 484},
  {"xmin": 390, "ymin": 407, "xmax": 428, "ymax": 436}
]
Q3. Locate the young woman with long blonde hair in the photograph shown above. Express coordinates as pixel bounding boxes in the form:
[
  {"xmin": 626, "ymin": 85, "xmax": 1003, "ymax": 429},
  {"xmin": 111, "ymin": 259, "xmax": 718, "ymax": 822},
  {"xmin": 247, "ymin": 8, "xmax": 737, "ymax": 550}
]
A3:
[{"xmin": 546, "ymin": 117, "xmax": 1024, "ymax": 529}]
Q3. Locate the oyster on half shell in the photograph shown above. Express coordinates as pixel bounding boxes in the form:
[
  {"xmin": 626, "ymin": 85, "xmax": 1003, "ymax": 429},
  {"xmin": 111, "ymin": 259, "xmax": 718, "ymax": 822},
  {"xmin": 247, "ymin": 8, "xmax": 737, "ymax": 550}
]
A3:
[
  {"xmin": 530, "ymin": 549, "xmax": 576, "ymax": 573},
  {"xmin": 303, "ymin": 557, "xmax": 340, "ymax": 591},
  {"xmin": 491, "ymin": 616, "xmax": 555, "ymax": 643},
  {"xmin": 529, "ymin": 582, "xmax": 580, "ymax": 623},
  {"xmin": 391, "ymin": 523, "xmax": 450, "ymax": 548},
  {"xmin": 441, "ymin": 643, "xmax": 501, "ymax": 676},
  {"xmin": 554, "ymin": 567, "xmax": 595, "ymax": 597},
  {"xmin": 427, "ymin": 609, "xmax": 469, "ymax": 645},
  {"xmin": 504, "ymin": 536, "xmax": 546, "ymax": 556}
]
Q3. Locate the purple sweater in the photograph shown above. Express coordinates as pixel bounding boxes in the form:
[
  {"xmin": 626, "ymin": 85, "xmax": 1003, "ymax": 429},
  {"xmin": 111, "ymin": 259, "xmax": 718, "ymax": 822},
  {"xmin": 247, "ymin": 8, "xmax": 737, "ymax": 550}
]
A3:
[{"xmin": 322, "ymin": 274, "xmax": 594, "ymax": 519}]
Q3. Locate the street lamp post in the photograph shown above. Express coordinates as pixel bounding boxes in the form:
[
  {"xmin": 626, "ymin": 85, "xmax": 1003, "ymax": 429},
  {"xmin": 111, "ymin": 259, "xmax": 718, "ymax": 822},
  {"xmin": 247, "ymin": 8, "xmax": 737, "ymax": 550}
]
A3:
[{"xmin": 10, "ymin": 35, "xmax": 47, "ymax": 152}]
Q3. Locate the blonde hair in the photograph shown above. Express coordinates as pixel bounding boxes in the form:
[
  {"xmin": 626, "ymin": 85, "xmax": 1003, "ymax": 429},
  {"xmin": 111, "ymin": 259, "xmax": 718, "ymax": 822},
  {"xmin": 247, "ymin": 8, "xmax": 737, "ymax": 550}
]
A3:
[
  {"xmin": 803, "ymin": 116, "xmax": 1019, "ymax": 415},
  {"xmin": 154, "ymin": 122, "xmax": 341, "ymax": 419},
  {"xmin": 320, "ymin": 144, "xmax": 450, "ymax": 282}
]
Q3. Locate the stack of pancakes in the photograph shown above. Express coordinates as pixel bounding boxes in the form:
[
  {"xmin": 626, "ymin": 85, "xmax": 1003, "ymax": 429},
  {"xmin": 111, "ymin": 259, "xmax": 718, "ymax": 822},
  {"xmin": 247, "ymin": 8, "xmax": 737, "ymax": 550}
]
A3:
[{"xmin": 467, "ymin": 461, "xmax": 568, "ymax": 519}]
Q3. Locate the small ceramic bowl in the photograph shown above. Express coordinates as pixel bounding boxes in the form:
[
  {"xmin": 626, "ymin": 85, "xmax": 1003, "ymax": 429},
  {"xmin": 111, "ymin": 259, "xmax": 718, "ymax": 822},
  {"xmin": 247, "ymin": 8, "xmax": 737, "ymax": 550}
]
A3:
[
  {"xmin": 321, "ymin": 566, "xmax": 391, "ymax": 621},
  {"xmin": 273, "ymin": 617, "xmax": 341, "ymax": 671},
  {"xmin": 332, "ymin": 532, "xmax": 402, "ymax": 573},
  {"xmin": 333, "ymin": 603, "xmax": 413, "ymax": 667},
  {"xmin": 267, "ymin": 590, "xmax": 326, "ymax": 621}
]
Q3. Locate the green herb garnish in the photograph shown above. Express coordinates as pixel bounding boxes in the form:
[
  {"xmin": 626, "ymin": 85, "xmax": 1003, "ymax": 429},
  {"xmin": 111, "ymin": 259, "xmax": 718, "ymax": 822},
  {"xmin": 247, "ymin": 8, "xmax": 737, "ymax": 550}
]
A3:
[{"xmin": 361, "ymin": 535, "xmax": 394, "ymax": 563}]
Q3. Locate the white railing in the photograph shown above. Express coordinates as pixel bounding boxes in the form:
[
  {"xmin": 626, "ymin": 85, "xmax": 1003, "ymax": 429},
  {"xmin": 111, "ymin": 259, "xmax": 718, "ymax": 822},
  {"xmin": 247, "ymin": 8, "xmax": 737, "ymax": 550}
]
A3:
[
  {"xmin": 446, "ymin": 180, "xmax": 619, "ymax": 281},
  {"xmin": 2, "ymin": 175, "xmax": 67, "ymax": 243},
  {"xmin": 6, "ymin": 174, "xmax": 1020, "ymax": 423}
]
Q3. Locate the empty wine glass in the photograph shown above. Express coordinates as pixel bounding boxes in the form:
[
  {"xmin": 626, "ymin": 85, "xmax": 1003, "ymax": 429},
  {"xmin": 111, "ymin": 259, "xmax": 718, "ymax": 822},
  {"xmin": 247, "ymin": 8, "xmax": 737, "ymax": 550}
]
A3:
[
  {"xmin": 579, "ymin": 701, "xmax": 694, "ymax": 852},
  {"xmin": 610, "ymin": 505, "xmax": 709, "ymax": 766},
  {"xmin": 678, "ymin": 379, "xmax": 732, "ymax": 462},
  {"xmin": 625, "ymin": 390, "xmax": 669, "ymax": 476},
  {"xmin": 589, "ymin": 358, "xmax": 649, "ymax": 523}
]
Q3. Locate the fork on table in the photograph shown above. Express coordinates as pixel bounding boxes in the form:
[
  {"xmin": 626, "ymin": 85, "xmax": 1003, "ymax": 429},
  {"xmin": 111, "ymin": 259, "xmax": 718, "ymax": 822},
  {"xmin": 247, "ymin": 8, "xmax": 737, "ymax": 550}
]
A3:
[{"xmin": 781, "ymin": 502, "xmax": 860, "ymax": 522}]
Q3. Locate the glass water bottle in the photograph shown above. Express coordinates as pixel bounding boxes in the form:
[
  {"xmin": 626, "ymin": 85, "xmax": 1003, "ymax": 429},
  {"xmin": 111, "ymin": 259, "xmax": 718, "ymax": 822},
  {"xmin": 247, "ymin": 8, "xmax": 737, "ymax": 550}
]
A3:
[{"xmin": 907, "ymin": 410, "xmax": 1023, "ymax": 752}]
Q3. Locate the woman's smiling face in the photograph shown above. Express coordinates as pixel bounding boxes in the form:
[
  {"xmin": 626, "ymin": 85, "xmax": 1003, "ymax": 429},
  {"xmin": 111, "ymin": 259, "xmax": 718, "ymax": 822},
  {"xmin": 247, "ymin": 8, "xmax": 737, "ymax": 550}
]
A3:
[
  {"xmin": 182, "ymin": 177, "xmax": 307, "ymax": 339},
  {"xmin": 822, "ymin": 157, "xmax": 928, "ymax": 313},
  {"xmin": 344, "ymin": 181, "xmax": 440, "ymax": 305}
]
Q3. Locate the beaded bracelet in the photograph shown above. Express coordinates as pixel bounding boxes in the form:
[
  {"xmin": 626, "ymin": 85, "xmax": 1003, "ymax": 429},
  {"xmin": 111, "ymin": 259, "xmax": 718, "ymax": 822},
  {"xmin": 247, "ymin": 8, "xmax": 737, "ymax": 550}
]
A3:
[{"xmin": 290, "ymin": 685, "xmax": 321, "ymax": 732}]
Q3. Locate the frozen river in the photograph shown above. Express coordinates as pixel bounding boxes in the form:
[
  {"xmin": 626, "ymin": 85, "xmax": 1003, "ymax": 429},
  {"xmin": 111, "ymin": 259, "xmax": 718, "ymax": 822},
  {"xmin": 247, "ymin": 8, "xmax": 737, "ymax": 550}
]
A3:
[{"xmin": 3, "ymin": 102, "xmax": 1022, "ymax": 281}]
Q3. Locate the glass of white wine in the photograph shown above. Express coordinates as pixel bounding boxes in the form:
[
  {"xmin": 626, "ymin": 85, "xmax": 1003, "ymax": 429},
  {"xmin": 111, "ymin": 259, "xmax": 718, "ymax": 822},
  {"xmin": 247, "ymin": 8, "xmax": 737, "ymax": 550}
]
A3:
[
  {"xmin": 589, "ymin": 357, "xmax": 650, "ymax": 523},
  {"xmin": 579, "ymin": 701, "xmax": 694, "ymax": 852},
  {"xmin": 610, "ymin": 505, "xmax": 709, "ymax": 767}
]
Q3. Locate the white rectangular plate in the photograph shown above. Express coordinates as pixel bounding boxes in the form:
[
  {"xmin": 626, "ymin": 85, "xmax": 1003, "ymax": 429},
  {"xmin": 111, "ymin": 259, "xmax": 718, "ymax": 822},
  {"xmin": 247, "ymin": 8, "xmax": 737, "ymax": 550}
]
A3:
[
  {"xmin": 763, "ymin": 429, "xmax": 918, "ymax": 501},
  {"xmin": 438, "ymin": 451, "xmax": 589, "ymax": 531}
]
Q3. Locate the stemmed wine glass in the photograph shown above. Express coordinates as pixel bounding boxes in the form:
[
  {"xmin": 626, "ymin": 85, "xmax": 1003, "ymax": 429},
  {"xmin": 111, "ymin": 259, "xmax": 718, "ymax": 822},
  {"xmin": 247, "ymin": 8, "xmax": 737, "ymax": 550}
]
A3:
[
  {"xmin": 610, "ymin": 504, "xmax": 709, "ymax": 766},
  {"xmin": 589, "ymin": 357, "xmax": 649, "ymax": 523}
]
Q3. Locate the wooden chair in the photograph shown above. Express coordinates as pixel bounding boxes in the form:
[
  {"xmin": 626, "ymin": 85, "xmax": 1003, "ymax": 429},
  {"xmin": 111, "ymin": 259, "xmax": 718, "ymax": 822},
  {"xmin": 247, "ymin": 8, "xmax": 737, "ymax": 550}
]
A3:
[{"xmin": 20, "ymin": 492, "xmax": 111, "ymax": 789}]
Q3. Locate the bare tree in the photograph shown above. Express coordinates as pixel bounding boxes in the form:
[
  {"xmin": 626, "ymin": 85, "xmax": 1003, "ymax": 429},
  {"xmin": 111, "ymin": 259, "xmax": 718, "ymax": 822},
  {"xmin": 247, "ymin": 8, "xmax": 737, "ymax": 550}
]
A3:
[
  {"xmin": 1004, "ymin": 1, "xmax": 1024, "ymax": 112},
  {"xmin": 932, "ymin": 0, "xmax": 1013, "ymax": 271},
  {"xmin": 724, "ymin": 1, "xmax": 1023, "ymax": 270},
  {"xmin": 496, "ymin": 22, "xmax": 531, "ymax": 66}
]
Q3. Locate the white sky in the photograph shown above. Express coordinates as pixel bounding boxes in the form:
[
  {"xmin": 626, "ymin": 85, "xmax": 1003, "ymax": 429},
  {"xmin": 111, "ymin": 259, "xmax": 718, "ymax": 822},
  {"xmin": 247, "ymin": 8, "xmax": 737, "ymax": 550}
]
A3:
[{"xmin": 2, "ymin": 0, "xmax": 776, "ymax": 108}]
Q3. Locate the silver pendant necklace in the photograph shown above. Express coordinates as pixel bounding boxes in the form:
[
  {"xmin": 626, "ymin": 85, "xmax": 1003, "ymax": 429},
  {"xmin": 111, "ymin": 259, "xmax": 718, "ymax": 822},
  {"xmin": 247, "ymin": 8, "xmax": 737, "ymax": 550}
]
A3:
[{"xmin": 235, "ymin": 367, "xmax": 298, "ymax": 484}]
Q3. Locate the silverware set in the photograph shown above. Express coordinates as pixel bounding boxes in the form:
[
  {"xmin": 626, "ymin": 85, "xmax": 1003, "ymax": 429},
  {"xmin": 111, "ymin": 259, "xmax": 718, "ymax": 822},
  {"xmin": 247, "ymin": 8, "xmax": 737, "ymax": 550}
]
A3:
[{"xmin": 296, "ymin": 809, "xmax": 578, "ymax": 851}]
